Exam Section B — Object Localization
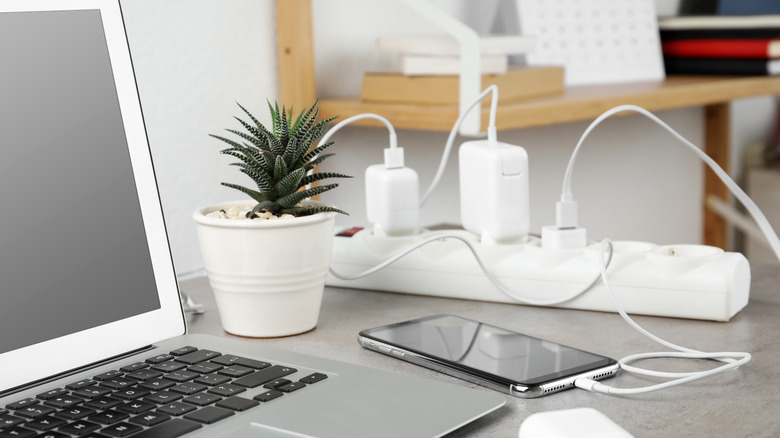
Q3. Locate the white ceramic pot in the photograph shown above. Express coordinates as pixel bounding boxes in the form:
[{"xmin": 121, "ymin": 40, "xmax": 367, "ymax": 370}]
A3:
[{"xmin": 193, "ymin": 200, "xmax": 336, "ymax": 337}]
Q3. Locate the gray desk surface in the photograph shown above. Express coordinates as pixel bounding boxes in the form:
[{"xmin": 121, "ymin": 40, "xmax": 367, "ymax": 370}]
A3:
[{"xmin": 181, "ymin": 263, "xmax": 780, "ymax": 437}]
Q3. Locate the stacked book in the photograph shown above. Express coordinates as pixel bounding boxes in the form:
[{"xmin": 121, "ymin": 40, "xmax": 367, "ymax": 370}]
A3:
[
  {"xmin": 659, "ymin": 14, "xmax": 780, "ymax": 75},
  {"xmin": 361, "ymin": 35, "xmax": 564, "ymax": 106}
]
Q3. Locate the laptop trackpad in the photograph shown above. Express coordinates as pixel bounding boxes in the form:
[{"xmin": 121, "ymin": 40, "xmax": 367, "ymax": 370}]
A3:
[{"xmin": 215, "ymin": 423, "xmax": 316, "ymax": 438}]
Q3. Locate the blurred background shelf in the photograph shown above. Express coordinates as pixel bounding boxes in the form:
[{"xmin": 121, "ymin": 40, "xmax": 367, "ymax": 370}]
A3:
[
  {"xmin": 276, "ymin": 0, "xmax": 780, "ymax": 250},
  {"xmin": 317, "ymin": 75, "xmax": 780, "ymax": 131}
]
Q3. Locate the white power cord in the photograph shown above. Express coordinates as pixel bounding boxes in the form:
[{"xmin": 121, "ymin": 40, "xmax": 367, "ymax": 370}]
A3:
[
  {"xmin": 420, "ymin": 85, "xmax": 498, "ymax": 206},
  {"xmin": 318, "ymin": 113, "xmax": 398, "ymax": 151},
  {"xmin": 558, "ymin": 104, "xmax": 780, "ymax": 261},
  {"xmin": 575, "ymin": 239, "xmax": 752, "ymax": 395}
]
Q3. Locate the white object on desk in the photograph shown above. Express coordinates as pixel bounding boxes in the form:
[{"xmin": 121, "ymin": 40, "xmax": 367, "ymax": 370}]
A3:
[
  {"xmin": 518, "ymin": 408, "xmax": 633, "ymax": 438},
  {"xmin": 327, "ymin": 230, "xmax": 750, "ymax": 322},
  {"xmin": 516, "ymin": 0, "xmax": 665, "ymax": 85}
]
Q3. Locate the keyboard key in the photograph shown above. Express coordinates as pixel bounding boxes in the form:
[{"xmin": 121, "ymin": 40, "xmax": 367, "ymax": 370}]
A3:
[
  {"xmin": 5, "ymin": 399, "xmax": 37, "ymax": 410},
  {"xmin": 138, "ymin": 379, "xmax": 175, "ymax": 391},
  {"xmin": 217, "ymin": 366, "xmax": 253, "ymax": 378},
  {"xmin": 174, "ymin": 350, "xmax": 221, "ymax": 365},
  {"xmin": 93, "ymin": 370, "xmax": 123, "ymax": 381},
  {"xmin": 100, "ymin": 422, "xmax": 143, "ymax": 437},
  {"xmin": 54, "ymin": 407, "xmax": 96, "ymax": 420},
  {"xmin": 119, "ymin": 362, "xmax": 149, "ymax": 373},
  {"xmin": 169, "ymin": 383, "xmax": 207, "ymax": 396},
  {"xmin": 35, "ymin": 389, "xmax": 68, "ymax": 400},
  {"xmin": 73, "ymin": 386, "xmax": 111, "ymax": 400},
  {"xmin": 181, "ymin": 393, "xmax": 221, "ymax": 407},
  {"xmin": 163, "ymin": 371, "xmax": 199, "ymax": 383},
  {"xmin": 211, "ymin": 355, "xmax": 269, "ymax": 370},
  {"xmin": 144, "ymin": 391, "xmax": 183, "ymax": 405},
  {"xmin": 112, "ymin": 388, "xmax": 151, "ymax": 401},
  {"xmin": 0, "ymin": 414, "xmax": 25, "ymax": 428},
  {"xmin": 232, "ymin": 365, "xmax": 297, "ymax": 388},
  {"xmin": 187, "ymin": 363, "xmax": 222, "ymax": 374},
  {"xmin": 145, "ymin": 354, "xmax": 174, "ymax": 365},
  {"xmin": 65, "ymin": 380, "xmax": 96, "ymax": 391},
  {"xmin": 129, "ymin": 419, "xmax": 200, "ymax": 438},
  {"xmin": 183, "ymin": 406, "xmax": 233, "ymax": 424},
  {"xmin": 215, "ymin": 397, "xmax": 259, "ymax": 412},
  {"xmin": 207, "ymin": 384, "xmax": 245, "ymax": 397},
  {"xmin": 253, "ymin": 390, "xmax": 283, "ymax": 402},
  {"xmin": 0, "ymin": 426, "xmax": 35, "ymax": 438},
  {"xmin": 193, "ymin": 374, "xmax": 230, "ymax": 386},
  {"xmin": 116, "ymin": 401, "xmax": 155, "ymax": 415},
  {"xmin": 83, "ymin": 397, "xmax": 123, "ymax": 410},
  {"xmin": 59, "ymin": 420, "xmax": 100, "ymax": 435},
  {"xmin": 88, "ymin": 410, "xmax": 129, "ymax": 425},
  {"xmin": 45, "ymin": 395, "xmax": 84, "ymax": 409},
  {"xmin": 23, "ymin": 415, "xmax": 66, "ymax": 431},
  {"xmin": 299, "ymin": 372, "xmax": 328, "ymax": 384},
  {"xmin": 15, "ymin": 405, "xmax": 55, "ymax": 419},
  {"xmin": 278, "ymin": 382, "xmax": 306, "ymax": 393},
  {"xmin": 99, "ymin": 378, "xmax": 136, "ymax": 390},
  {"xmin": 156, "ymin": 402, "xmax": 196, "ymax": 417},
  {"xmin": 126, "ymin": 370, "xmax": 164, "ymax": 381},
  {"xmin": 129, "ymin": 412, "xmax": 170, "ymax": 427},
  {"xmin": 149, "ymin": 362, "xmax": 186, "ymax": 373},
  {"xmin": 263, "ymin": 379, "xmax": 292, "ymax": 390},
  {"xmin": 36, "ymin": 432, "xmax": 70, "ymax": 438},
  {"xmin": 169, "ymin": 346, "xmax": 198, "ymax": 357}
]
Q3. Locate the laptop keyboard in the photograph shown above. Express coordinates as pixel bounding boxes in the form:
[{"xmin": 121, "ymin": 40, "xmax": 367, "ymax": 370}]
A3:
[{"xmin": 0, "ymin": 346, "xmax": 329, "ymax": 438}]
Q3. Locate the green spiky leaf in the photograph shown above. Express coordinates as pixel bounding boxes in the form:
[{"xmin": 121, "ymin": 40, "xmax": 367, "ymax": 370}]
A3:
[{"xmin": 210, "ymin": 101, "xmax": 349, "ymax": 217}]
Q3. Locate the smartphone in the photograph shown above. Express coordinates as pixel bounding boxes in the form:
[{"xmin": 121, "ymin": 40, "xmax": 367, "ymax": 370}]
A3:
[{"xmin": 358, "ymin": 314, "xmax": 619, "ymax": 398}]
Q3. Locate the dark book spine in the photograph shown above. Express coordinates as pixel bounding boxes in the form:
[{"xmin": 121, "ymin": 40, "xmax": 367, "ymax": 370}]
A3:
[
  {"xmin": 661, "ymin": 27, "xmax": 780, "ymax": 40},
  {"xmin": 664, "ymin": 57, "xmax": 772, "ymax": 75}
]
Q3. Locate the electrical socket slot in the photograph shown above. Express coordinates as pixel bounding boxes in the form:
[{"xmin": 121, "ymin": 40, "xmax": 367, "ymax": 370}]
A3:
[{"xmin": 327, "ymin": 229, "xmax": 750, "ymax": 321}]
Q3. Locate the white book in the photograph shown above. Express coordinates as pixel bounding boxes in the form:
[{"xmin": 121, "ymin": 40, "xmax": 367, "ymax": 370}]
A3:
[
  {"xmin": 659, "ymin": 14, "xmax": 780, "ymax": 30},
  {"xmin": 400, "ymin": 54, "xmax": 508, "ymax": 76},
  {"xmin": 377, "ymin": 34, "xmax": 535, "ymax": 56}
]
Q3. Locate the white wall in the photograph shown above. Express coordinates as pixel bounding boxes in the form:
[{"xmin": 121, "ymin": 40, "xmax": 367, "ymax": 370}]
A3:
[
  {"xmin": 122, "ymin": 0, "xmax": 277, "ymax": 275},
  {"xmin": 121, "ymin": 0, "xmax": 774, "ymax": 275}
]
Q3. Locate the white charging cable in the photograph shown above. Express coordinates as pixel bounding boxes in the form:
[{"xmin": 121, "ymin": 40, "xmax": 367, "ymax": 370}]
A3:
[
  {"xmin": 318, "ymin": 113, "xmax": 398, "ymax": 152},
  {"xmin": 558, "ymin": 104, "xmax": 780, "ymax": 261},
  {"xmin": 420, "ymin": 85, "xmax": 498, "ymax": 206},
  {"xmin": 575, "ymin": 239, "xmax": 752, "ymax": 395},
  {"xmin": 329, "ymin": 233, "xmax": 611, "ymax": 307},
  {"xmin": 555, "ymin": 105, "xmax": 770, "ymax": 395}
]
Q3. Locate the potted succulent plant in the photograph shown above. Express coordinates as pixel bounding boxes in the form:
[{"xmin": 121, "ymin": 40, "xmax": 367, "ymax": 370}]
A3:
[{"xmin": 193, "ymin": 100, "xmax": 350, "ymax": 337}]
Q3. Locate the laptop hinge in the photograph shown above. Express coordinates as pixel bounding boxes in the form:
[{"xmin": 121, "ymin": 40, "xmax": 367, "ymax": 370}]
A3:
[{"xmin": 0, "ymin": 344, "xmax": 156, "ymax": 398}]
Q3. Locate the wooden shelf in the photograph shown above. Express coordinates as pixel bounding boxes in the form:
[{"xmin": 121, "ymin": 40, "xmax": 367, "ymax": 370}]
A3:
[{"xmin": 319, "ymin": 75, "xmax": 780, "ymax": 131}]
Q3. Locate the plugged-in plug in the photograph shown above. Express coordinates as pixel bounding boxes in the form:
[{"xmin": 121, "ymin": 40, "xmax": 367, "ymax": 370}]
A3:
[
  {"xmin": 541, "ymin": 198, "xmax": 587, "ymax": 249},
  {"xmin": 365, "ymin": 147, "xmax": 420, "ymax": 237},
  {"xmin": 459, "ymin": 139, "xmax": 529, "ymax": 244}
]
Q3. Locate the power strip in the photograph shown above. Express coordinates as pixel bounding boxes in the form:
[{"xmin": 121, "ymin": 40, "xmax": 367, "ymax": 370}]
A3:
[{"xmin": 326, "ymin": 228, "xmax": 750, "ymax": 322}]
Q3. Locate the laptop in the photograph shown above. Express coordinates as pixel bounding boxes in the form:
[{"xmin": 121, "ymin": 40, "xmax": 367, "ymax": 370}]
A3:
[{"xmin": 0, "ymin": 1, "xmax": 505, "ymax": 437}]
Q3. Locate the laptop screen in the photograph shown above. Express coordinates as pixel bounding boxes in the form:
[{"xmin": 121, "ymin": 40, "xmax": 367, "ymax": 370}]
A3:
[
  {"xmin": 0, "ymin": 8, "xmax": 161, "ymax": 355},
  {"xmin": 0, "ymin": 0, "xmax": 185, "ymax": 394}
]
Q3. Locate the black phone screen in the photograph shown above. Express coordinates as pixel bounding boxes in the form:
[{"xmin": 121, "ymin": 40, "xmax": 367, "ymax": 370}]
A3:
[{"xmin": 360, "ymin": 314, "xmax": 616, "ymax": 386}]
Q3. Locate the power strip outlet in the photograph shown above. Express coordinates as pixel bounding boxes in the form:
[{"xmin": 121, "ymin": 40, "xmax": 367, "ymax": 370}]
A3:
[{"xmin": 327, "ymin": 229, "xmax": 750, "ymax": 321}]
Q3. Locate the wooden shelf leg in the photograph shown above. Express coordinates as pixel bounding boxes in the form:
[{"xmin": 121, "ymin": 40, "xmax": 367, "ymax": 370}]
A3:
[
  {"xmin": 276, "ymin": 0, "xmax": 317, "ymax": 110},
  {"xmin": 703, "ymin": 103, "xmax": 730, "ymax": 249}
]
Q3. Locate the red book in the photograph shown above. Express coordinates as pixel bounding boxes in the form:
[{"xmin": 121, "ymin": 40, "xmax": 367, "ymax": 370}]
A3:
[{"xmin": 662, "ymin": 38, "xmax": 780, "ymax": 59}]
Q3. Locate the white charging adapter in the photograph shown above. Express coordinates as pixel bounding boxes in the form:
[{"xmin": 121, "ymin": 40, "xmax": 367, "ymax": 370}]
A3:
[
  {"xmin": 366, "ymin": 146, "xmax": 420, "ymax": 237},
  {"xmin": 317, "ymin": 113, "xmax": 420, "ymax": 237},
  {"xmin": 459, "ymin": 127, "xmax": 530, "ymax": 244}
]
